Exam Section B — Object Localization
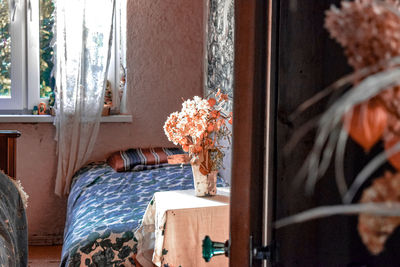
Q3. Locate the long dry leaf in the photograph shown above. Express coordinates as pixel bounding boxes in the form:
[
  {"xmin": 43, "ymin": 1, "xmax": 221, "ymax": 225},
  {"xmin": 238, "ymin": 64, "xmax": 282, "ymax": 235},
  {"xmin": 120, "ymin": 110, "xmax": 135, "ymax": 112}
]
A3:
[
  {"xmin": 304, "ymin": 67, "xmax": 400, "ymax": 194},
  {"xmin": 343, "ymin": 141, "xmax": 400, "ymax": 203},
  {"xmin": 335, "ymin": 126, "xmax": 349, "ymax": 198},
  {"xmin": 275, "ymin": 203, "xmax": 400, "ymax": 229},
  {"xmin": 289, "ymin": 57, "xmax": 400, "ymax": 121}
]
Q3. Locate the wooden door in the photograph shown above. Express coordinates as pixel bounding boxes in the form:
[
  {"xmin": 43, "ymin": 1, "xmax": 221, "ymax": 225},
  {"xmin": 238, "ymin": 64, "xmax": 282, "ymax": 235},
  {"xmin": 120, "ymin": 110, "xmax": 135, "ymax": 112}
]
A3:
[
  {"xmin": 229, "ymin": 0, "xmax": 272, "ymax": 266},
  {"xmin": 230, "ymin": 0, "xmax": 350, "ymax": 265},
  {"xmin": 270, "ymin": 0, "xmax": 400, "ymax": 266}
]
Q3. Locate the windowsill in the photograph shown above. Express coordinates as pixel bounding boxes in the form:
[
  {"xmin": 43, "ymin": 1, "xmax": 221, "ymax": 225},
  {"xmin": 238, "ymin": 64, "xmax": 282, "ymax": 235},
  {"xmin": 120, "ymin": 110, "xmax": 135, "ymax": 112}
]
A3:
[{"xmin": 0, "ymin": 114, "xmax": 132, "ymax": 123}]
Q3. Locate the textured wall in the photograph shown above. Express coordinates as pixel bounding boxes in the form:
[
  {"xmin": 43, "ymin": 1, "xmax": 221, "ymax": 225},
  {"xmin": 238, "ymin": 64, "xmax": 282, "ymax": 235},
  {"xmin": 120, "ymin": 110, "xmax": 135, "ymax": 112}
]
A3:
[{"xmin": 0, "ymin": 0, "xmax": 204, "ymax": 242}]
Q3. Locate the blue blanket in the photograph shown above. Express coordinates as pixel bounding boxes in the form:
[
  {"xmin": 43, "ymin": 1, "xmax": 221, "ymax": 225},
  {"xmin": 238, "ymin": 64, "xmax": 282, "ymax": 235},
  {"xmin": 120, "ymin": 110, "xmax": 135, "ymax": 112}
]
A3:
[
  {"xmin": 0, "ymin": 172, "xmax": 27, "ymax": 267},
  {"xmin": 62, "ymin": 163, "xmax": 227, "ymax": 266}
]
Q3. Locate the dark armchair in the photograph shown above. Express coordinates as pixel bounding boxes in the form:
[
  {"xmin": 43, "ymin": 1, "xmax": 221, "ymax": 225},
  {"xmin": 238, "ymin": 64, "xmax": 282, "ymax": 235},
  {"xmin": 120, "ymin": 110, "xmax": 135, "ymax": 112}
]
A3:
[{"xmin": 0, "ymin": 130, "xmax": 21, "ymax": 178}]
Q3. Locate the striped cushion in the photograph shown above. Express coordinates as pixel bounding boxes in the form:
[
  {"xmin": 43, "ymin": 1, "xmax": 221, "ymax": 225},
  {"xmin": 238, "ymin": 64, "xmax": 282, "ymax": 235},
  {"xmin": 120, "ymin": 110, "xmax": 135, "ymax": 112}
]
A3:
[{"xmin": 107, "ymin": 148, "xmax": 185, "ymax": 172}]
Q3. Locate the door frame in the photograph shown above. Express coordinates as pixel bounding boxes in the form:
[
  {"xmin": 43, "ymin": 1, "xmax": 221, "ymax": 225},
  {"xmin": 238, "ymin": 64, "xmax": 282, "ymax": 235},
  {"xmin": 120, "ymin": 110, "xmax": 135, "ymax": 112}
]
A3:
[{"xmin": 229, "ymin": 0, "xmax": 275, "ymax": 266}]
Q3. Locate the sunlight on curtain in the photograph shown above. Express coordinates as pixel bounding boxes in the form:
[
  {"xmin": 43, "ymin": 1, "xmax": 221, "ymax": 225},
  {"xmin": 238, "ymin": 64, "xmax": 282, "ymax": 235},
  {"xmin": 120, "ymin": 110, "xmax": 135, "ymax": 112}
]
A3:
[{"xmin": 54, "ymin": 0, "xmax": 115, "ymax": 196}]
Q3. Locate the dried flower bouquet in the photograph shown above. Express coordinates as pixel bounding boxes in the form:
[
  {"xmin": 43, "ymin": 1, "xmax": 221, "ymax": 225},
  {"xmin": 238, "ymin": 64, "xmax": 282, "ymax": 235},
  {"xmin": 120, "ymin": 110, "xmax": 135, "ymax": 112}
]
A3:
[
  {"xmin": 164, "ymin": 91, "xmax": 232, "ymax": 176},
  {"xmin": 276, "ymin": 0, "xmax": 400, "ymax": 255}
]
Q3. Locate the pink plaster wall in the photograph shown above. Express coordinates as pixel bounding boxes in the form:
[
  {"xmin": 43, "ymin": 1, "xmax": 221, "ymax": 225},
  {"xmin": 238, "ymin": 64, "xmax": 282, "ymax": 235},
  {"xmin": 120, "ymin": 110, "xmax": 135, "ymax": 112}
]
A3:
[{"xmin": 0, "ymin": 0, "xmax": 204, "ymax": 242}]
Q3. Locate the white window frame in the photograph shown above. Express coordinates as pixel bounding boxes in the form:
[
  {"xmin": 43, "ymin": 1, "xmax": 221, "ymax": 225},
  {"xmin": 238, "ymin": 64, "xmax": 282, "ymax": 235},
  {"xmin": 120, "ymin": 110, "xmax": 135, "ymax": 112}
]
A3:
[
  {"xmin": 119, "ymin": 0, "xmax": 127, "ymax": 113},
  {"xmin": 0, "ymin": 0, "xmax": 26, "ymax": 110},
  {"xmin": 1, "ymin": 0, "xmax": 127, "ymax": 114},
  {"xmin": 107, "ymin": 0, "xmax": 127, "ymax": 114},
  {"xmin": 27, "ymin": 0, "xmax": 40, "ymax": 110}
]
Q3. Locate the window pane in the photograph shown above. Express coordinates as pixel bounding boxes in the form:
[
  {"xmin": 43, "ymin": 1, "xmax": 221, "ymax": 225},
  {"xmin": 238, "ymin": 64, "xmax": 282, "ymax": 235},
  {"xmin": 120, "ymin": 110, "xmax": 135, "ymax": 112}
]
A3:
[
  {"xmin": 0, "ymin": 0, "xmax": 11, "ymax": 99},
  {"xmin": 39, "ymin": 0, "xmax": 55, "ymax": 98}
]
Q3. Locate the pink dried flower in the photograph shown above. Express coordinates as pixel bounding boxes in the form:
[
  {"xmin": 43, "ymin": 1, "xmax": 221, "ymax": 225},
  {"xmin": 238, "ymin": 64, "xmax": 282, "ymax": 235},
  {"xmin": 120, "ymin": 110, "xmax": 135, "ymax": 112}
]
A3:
[
  {"xmin": 325, "ymin": 0, "xmax": 400, "ymax": 70},
  {"xmin": 358, "ymin": 171, "xmax": 400, "ymax": 254},
  {"xmin": 326, "ymin": 0, "xmax": 400, "ymax": 164}
]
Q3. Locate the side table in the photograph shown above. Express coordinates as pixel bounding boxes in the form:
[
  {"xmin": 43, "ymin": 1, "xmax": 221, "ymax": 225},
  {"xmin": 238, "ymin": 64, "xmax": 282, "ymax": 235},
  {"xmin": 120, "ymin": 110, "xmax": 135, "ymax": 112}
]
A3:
[{"xmin": 135, "ymin": 187, "xmax": 230, "ymax": 267}]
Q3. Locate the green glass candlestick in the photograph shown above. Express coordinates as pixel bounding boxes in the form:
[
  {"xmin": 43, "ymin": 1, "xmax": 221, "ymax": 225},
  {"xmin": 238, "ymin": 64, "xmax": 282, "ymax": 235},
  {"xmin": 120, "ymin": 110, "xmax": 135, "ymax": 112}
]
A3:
[{"xmin": 202, "ymin": 236, "xmax": 229, "ymax": 262}]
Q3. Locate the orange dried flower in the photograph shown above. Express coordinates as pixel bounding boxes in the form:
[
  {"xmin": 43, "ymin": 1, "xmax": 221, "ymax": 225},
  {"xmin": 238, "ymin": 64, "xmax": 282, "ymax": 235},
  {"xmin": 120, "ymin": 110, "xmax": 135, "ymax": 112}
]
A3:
[
  {"xmin": 208, "ymin": 98, "xmax": 217, "ymax": 107},
  {"xmin": 219, "ymin": 93, "xmax": 229, "ymax": 102},
  {"xmin": 182, "ymin": 144, "xmax": 190, "ymax": 152},
  {"xmin": 343, "ymin": 99, "xmax": 388, "ymax": 152}
]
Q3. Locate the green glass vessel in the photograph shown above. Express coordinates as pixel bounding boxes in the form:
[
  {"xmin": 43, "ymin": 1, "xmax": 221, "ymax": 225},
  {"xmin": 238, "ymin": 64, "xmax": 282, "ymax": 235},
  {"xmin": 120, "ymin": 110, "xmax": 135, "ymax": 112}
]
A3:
[{"xmin": 202, "ymin": 236, "xmax": 229, "ymax": 262}]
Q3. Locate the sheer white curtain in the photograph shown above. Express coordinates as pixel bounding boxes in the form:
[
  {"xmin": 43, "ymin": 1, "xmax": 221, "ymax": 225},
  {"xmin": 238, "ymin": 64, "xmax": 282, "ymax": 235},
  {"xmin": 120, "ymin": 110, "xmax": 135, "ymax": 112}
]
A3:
[{"xmin": 54, "ymin": 0, "xmax": 115, "ymax": 196}]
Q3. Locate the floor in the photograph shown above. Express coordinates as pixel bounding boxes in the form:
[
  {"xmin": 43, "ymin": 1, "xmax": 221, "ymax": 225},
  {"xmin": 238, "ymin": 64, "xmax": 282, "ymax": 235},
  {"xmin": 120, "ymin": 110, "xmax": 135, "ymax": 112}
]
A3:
[{"xmin": 28, "ymin": 246, "xmax": 62, "ymax": 267}]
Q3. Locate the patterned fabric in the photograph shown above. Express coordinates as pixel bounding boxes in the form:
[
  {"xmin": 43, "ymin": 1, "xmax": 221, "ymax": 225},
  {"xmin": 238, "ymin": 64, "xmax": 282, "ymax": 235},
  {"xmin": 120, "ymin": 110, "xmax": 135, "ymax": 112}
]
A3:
[
  {"xmin": 135, "ymin": 188, "xmax": 230, "ymax": 267},
  {"xmin": 62, "ymin": 162, "xmax": 227, "ymax": 266},
  {"xmin": 107, "ymin": 148, "xmax": 184, "ymax": 172},
  {"xmin": 205, "ymin": 0, "xmax": 235, "ymax": 114},
  {"xmin": 0, "ymin": 171, "xmax": 28, "ymax": 267},
  {"xmin": 131, "ymin": 163, "xmax": 176, "ymax": 172}
]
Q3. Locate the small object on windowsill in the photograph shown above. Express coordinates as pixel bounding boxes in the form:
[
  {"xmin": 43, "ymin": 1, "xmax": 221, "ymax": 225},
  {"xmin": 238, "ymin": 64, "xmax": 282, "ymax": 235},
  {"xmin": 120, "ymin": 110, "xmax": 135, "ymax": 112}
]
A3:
[
  {"xmin": 104, "ymin": 80, "xmax": 113, "ymax": 105},
  {"xmin": 32, "ymin": 106, "xmax": 39, "ymax": 115},
  {"xmin": 102, "ymin": 104, "xmax": 111, "ymax": 116},
  {"xmin": 110, "ymin": 106, "xmax": 121, "ymax": 115},
  {"xmin": 38, "ymin": 102, "xmax": 47, "ymax": 115},
  {"xmin": 49, "ymin": 107, "xmax": 56, "ymax": 116}
]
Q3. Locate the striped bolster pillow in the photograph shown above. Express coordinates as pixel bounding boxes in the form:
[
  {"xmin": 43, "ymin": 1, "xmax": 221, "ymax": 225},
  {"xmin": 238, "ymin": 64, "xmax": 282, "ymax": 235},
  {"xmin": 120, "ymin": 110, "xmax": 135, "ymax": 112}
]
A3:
[{"xmin": 107, "ymin": 147, "xmax": 185, "ymax": 172}]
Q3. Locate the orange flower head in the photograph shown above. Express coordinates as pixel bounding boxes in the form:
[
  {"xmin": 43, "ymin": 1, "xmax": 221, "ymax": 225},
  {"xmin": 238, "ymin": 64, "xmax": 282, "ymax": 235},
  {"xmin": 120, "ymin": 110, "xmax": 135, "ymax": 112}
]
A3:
[
  {"xmin": 182, "ymin": 144, "xmax": 190, "ymax": 152},
  {"xmin": 208, "ymin": 98, "xmax": 217, "ymax": 107},
  {"xmin": 219, "ymin": 93, "xmax": 229, "ymax": 102}
]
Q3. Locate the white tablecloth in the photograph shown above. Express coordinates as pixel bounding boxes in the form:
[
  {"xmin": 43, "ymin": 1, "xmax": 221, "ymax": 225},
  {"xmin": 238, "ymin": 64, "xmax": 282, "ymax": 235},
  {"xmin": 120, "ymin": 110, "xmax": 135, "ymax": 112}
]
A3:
[{"xmin": 135, "ymin": 187, "xmax": 230, "ymax": 267}]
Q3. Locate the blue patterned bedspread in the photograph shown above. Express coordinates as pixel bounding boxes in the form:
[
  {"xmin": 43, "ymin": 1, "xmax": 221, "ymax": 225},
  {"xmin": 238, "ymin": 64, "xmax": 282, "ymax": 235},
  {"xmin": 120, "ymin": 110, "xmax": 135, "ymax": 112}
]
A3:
[{"xmin": 62, "ymin": 162, "xmax": 227, "ymax": 266}]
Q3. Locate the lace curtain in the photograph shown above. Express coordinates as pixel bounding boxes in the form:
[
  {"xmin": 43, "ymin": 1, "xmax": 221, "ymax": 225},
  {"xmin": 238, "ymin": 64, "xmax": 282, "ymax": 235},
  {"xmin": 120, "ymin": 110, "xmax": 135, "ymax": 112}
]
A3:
[{"xmin": 54, "ymin": 0, "xmax": 115, "ymax": 196}]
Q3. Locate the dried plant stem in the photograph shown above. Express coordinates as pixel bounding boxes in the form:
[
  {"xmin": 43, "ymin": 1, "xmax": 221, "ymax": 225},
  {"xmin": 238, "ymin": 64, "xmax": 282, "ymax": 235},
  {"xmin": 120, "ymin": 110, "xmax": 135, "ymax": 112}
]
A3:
[
  {"xmin": 274, "ymin": 203, "xmax": 400, "ymax": 229},
  {"xmin": 318, "ymin": 126, "xmax": 341, "ymax": 178},
  {"xmin": 288, "ymin": 60, "xmax": 400, "ymax": 122},
  {"xmin": 335, "ymin": 127, "xmax": 349, "ymax": 198},
  {"xmin": 288, "ymin": 57, "xmax": 400, "ymax": 154},
  {"xmin": 304, "ymin": 67, "xmax": 400, "ymax": 194}
]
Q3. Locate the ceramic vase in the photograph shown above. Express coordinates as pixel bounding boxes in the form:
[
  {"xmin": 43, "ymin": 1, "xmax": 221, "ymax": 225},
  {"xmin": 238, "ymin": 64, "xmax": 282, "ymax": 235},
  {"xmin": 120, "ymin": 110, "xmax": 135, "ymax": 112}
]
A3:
[{"xmin": 191, "ymin": 163, "xmax": 217, "ymax": 197}]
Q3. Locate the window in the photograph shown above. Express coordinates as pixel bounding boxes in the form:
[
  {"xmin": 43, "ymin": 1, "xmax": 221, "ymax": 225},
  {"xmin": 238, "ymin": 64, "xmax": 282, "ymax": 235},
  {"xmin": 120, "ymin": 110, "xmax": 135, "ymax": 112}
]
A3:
[
  {"xmin": 0, "ymin": 0, "xmax": 126, "ymax": 113},
  {"xmin": 107, "ymin": 0, "xmax": 127, "ymax": 114},
  {"xmin": 27, "ymin": 0, "xmax": 55, "ymax": 110},
  {"xmin": 0, "ymin": 0, "xmax": 25, "ymax": 110}
]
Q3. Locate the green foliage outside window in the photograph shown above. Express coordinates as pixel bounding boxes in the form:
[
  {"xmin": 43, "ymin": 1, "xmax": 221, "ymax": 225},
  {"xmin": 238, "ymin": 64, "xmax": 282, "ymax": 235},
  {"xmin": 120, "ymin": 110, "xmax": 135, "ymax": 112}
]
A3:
[
  {"xmin": 0, "ymin": 0, "xmax": 55, "ymax": 99},
  {"xmin": 0, "ymin": 0, "xmax": 11, "ymax": 98},
  {"xmin": 40, "ymin": 0, "xmax": 55, "ymax": 98}
]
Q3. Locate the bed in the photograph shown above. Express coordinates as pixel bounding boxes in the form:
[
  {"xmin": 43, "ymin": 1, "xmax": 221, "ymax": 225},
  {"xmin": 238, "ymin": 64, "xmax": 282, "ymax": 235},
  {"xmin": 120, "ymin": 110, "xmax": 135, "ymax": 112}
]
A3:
[{"xmin": 61, "ymin": 160, "xmax": 228, "ymax": 266}]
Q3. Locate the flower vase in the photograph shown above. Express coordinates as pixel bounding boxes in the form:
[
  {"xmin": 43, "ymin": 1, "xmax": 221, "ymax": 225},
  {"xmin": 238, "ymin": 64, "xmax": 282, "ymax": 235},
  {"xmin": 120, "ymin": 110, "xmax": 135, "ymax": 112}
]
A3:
[{"xmin": 191, "ymin": 163, "xmax": 217, "ymax": 197}]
